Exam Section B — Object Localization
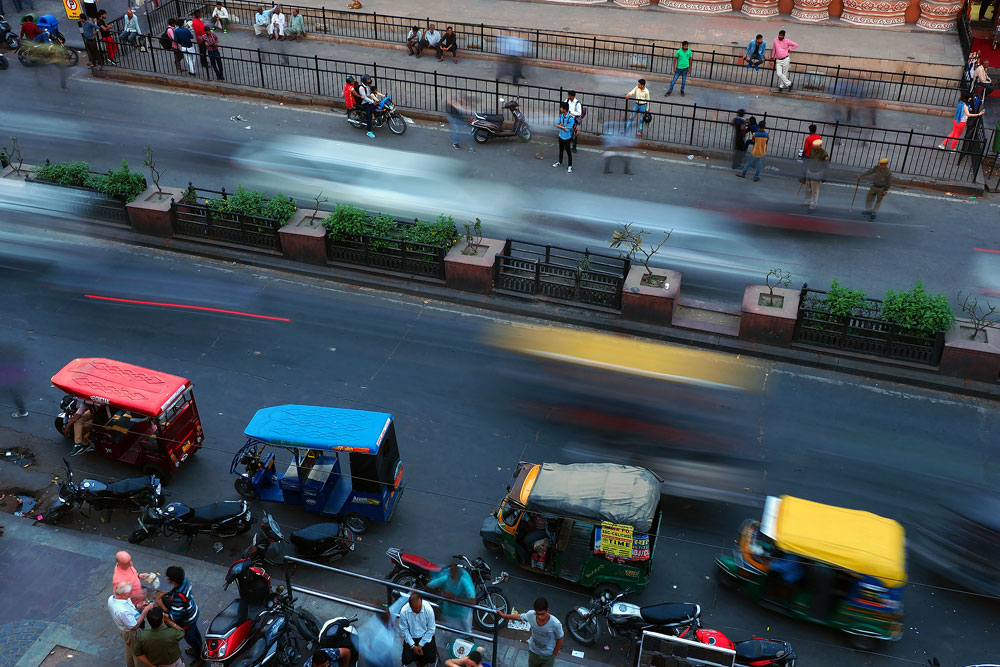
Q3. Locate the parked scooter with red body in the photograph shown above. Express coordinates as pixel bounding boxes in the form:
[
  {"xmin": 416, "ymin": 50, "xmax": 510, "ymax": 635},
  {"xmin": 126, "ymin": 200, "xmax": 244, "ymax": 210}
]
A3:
[{"xmin": 692, "ymin": 628, "xmax": 796, "ymax": 667}]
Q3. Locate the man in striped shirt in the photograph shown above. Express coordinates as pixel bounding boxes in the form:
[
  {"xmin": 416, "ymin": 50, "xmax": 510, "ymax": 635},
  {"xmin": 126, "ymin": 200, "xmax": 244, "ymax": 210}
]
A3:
[{"xmin": 156, "ymin": 566, "xmax": 203, "ymax": 662}]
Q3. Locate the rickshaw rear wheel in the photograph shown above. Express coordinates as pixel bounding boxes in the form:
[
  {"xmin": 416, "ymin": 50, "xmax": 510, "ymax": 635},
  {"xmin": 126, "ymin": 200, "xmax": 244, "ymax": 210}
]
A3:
[
  {"xmin": 846, "ymin": 633, "xmax": 877, "ymax": 651},
  {"xmin": 592, "ymin": 583, "xmax": 621, "ymax": 598},
  {"xmin": 344, "ymin": 513, "xmax": 370, "ymax": 535},
  {"xmin": 715, "ymin": 567, "xmax": 739, "ymax": 590},
  {"xmin": 482, "ymin": 538, "xmax": 502, "ymax": 556},
  {"xmin": 142, "ymin": 463, "xmax": 171, "ymax": 484},
  {"xmin": 235, "ymin": 477, "xmax": 258, "ymax": 500},
  {"xmin": 54, "ymin": 416, "xmax": 68, "ymax": 437}
]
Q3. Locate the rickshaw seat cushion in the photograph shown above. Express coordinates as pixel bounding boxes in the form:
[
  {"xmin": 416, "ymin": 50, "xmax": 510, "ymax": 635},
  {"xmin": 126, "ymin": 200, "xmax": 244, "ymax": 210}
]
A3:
[
  {"xmin": 291, "ymin": 522, "xmax": 343, "ymax": 548},
  {"xmin": 400, "ymin": 553, "xmax": 443, "ymax": 573},
  {"xmin": 640, "ymin": 603, "xmax": 699, "ymax": 625},
  {"xmin": 306, "ymin": 461, "xmax": 335, "ymax": 487},
  {"xmin": 189, "ymin": 501, "xmax": 244, "ymax": 524},
  {"xmin": 106, "ymin": 477, "xmax": 153, "ymax": 494}
]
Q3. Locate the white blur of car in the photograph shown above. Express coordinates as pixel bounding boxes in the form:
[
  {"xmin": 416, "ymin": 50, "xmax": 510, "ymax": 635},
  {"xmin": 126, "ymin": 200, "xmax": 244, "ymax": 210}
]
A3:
[{"xmin": 231, "ymin": 136, "xmax": 521, "ymax": 228}]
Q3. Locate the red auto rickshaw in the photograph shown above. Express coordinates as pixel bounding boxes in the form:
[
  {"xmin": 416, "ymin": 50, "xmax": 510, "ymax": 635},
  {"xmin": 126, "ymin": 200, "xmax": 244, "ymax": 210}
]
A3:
[{"xmin": 51, "ymin": 358, "xmax": 203, "ymax": 480}]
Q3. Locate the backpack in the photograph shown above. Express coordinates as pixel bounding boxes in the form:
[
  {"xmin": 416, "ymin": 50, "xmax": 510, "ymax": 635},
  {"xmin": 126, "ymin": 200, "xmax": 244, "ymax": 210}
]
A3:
[{"xmin": 159, "ymin": 30, "xmax": 173, "ymax": 50}]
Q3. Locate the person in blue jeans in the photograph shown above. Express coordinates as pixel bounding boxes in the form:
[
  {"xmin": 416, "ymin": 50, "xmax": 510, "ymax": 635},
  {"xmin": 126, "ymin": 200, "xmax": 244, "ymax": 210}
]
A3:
[
  {"xmin": 738, "ymin": 121, "xmax": 768, "ymax": 182},
  {"xmin": 745, "ymin": 34, "xmax": 766, "ymax": 71},
  {"xmin": 552, "ymin": 101, "xmax": 576, "ymax": 173},
  {"xmin": 666, "ymin": 41, "xmax": 692, "ymax": 96},
  {"xmin": 624, "ymin": 79, "xmax": 650, "ymax": 137}
]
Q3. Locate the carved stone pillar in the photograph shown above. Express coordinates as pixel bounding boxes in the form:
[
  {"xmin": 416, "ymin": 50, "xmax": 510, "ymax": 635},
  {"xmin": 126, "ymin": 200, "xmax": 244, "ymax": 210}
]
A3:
[
  {"xmin": 659, "ymin": 0, "xmax": 734, "ymax": 13},
  {"xmin": 840, "ymin": 0, "xmax": 910, "ymax": 26},
  {"xmin": 741, "ymin": 0, "xmax": 780, "ymax": 17},
  {"xmin": 917, "ymin": 0, "xmax": 963, "ymax": 30},
  {"xmin": 791, "ymin": 0, "xmax": 834, "ymax": 20},
  {"xmin": 613, "ymin": 0, "xmax": 651, "ymax": 7}
]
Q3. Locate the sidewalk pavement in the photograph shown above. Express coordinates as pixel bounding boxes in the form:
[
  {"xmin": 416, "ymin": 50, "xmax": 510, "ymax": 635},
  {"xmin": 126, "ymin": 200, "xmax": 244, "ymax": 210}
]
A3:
[{"xmin": 0, "ymin": 514, "xmax": 605, "ymax": 667}]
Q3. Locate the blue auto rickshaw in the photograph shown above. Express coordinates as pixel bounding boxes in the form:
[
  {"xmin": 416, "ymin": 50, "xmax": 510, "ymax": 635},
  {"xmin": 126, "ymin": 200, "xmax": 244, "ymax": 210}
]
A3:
[{"xmin": 231, "ymin": 405, "xmax": 404, "ymax": 534}]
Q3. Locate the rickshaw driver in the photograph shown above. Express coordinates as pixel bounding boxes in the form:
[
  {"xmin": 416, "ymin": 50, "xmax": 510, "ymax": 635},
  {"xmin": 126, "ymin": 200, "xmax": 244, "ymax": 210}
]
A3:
[{"xmin": 64, "ymin": 400, "xmax": 96, "ymax": 456}]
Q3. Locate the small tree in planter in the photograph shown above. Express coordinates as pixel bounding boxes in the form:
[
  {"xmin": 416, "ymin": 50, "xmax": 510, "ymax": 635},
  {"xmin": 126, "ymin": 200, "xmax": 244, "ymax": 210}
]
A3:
[
  {"xmin": 143, "ymin": 146, "xmax": 166, "ymax": 197},
  {"xmin": 761, "ymin": 267, "xmax": 792, "ymax": 307},
  {"xmin": 956, "ymin": 291, "xmax": 999, "ymax": 341},
  {"xmin": 2, "ymin": 137, "xmax": 25, "ymax": 174},
  {"xmin": 462, "ymin": 218, "xmax": 485, "ymax": 256},
  {"xmin": 609, "ymin": 222, "xmax": 673, "ymax": 288}
]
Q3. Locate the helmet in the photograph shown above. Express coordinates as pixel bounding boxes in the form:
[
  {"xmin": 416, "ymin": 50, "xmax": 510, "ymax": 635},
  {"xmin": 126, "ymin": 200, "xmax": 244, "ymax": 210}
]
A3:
[
  {"xmin": 360, "ymin": 74, "xmax": 372, "ymax": 84},
  {"xmin": 345, "ymin": 75, "xmax": 354, "ymax": 83}
]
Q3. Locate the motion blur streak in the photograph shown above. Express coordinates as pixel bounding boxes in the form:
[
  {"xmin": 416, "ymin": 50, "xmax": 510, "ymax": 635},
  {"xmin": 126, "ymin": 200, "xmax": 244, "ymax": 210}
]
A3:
[
  {"xmin": 486, "ymin": 324, "xmax": 764, "ymax": 392},
  {"xmin": 83, "ymin": 294, "xmax": 292, "ymax": 322}
]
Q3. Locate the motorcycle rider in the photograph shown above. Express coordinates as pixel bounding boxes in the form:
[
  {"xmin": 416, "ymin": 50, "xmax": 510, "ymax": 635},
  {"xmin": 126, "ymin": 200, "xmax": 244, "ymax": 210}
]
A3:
[
  {"xmin": 303, "ymin": 647, "xmax": 352, "ymax": 667},
  {"xmin": 357, "ymin": 74, "xmax": 376, "ymax": 139},
  {"xmin": 342, "ymin": 75, "xmax": 356, "ymax": 113}
]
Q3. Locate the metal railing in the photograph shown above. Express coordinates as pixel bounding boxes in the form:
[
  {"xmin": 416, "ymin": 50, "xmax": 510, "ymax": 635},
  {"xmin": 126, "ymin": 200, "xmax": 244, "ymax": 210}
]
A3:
[
  {"xmin": 326, "ymin": 230, "xmax": 449, "ymax": 280},
  {"xmin": 28, "ymin": 162, "xmax": 132, "ymax": 226},
  {"xmin": 793, "ymin": 285, "xmax": 946, "ymax": 366},
  {"xmin": 144, "ymin": 0, "xmax": 962, "ymax": 108},
  {"xmin": 172, "ymin": 185, "xmax": 283, "ymax": 251},
  {"xmin": 105, "ymin": 38, "xmax": 990, "ymax": 185},
  {"xmin": 494, "ymin": 240, "xmax": 629, "ymax": 310}
]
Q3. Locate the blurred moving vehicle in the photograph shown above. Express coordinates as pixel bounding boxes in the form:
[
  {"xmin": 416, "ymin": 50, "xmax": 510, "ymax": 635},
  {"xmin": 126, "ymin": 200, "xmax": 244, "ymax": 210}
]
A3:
[
  {"xmin": 716, "ymin": 495, "xmax": 906, "ymax": 650},
  {"xmin": 51, "ymin": 357, "xmax": 204, "ymax": 480},
  {"xmin": 481, "ymin": 461, "xmax": 662, "ymax": 593}
]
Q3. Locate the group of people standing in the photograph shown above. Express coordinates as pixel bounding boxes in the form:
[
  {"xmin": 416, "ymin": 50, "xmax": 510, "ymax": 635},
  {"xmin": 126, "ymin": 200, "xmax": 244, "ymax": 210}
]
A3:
[{"xmin": 163, "ymin": 10, "xmax": 225, "ymax": 81}]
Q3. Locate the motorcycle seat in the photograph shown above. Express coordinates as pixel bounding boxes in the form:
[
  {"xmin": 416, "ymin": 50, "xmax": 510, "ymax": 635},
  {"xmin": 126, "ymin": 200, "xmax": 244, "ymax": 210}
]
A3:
[
  {"xmin": 291, "ymin": 522, "xmax": 343, "ymax": 548},
  {"xmin": 474, "ymin": 112, "xmax": 504, "ymax": 124},
  {"xmin": 400, "ymin": 553, "xmax": 443, "ymax": 574},
  {"xmin": 103, "ymin": 477, "xmax": 152, "ymax": 494},
  {"xmin": 188, "ymin": 501, "xmax": 245, "ymax": 524},
  {"xmin": 640, "ymin": 602, "xmax": 700, "ymax": 626},
  {"xmin": 207, "ymin": 599, "xmax": 267, "ymax": 635},
  {"xmin": 734, "ymin": 639, "xmax": 789, "ymax": 661}
]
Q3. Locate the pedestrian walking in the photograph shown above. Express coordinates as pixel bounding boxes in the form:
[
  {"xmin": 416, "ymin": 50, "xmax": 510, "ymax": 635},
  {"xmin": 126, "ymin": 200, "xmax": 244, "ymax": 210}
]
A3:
[
  {"xmin": 173, "ymin": 20, "xmax": 196, "ymax": 75},
  {"xmin": 354, "ymin": 610, "xmax": 396, "ymax": 667},
  {"xmin": 666, "ymin": 41, "xmax": 692, "ymax": 96},
  {"xmin": 744, "ymin": 34, "xmax": 766, "ymax": 71},
  {"xmin": 498, "ymin": 598, "xmax": 564, "ymax": 667},
  {"xmin": 253, "ymin": 5, "xmax": 275, "ymax": 37},
  {"xmin": 625, "ymin": 78, "xmax": 650, "ymax": 137},
  {"xmin": 859, "ymin": 157, "xmax": 892, "ymax": 220},
  {"xmin": 737, "ymin": 120, "xmax": 768, "ymax": 181},
  {"xmin": 155, "ymin": 566, "xmax": 202, "ymax": 661},
  {"xmin": 83, "ymin": 0, "xmax": 98, "ymax": 20},
  {"xmin": 601, "ymin": 120, "xmax": 636, "ymax": 174},
  {"xmin": 802, "ymin": 139, "xmax": 829, "ymax": 212},
  {"xmin": 81, "ymin": 15, "xmax": 103, "ymax": 70},
  {"xmin": 497, "ymin": 31, "xmax": 527, "ymax": 84},
  {"xmin": 399, "ymin": 592, "xmax": 438, "ymax": 667},
  {"xmin": 771, "ymin": 30, "xmax": 798, "ymax": 92},
  {"xmin": 553, "ymin": 101, "xmax": 575, "ymax": 173},
  {"xmin": 166, "ymin": 18, "xmax": 184, "ymax": 75},
  {"xmin": 211, "ymin": 2, "xmax": 230, "ymax": 32},
  {"xmin": 801, "ymin": 124, "xmax": 821, "ymax": 160},
  {"xmin": 113, "ymin": 551, "xmax": 149, "ymax": 609},
  {"xmin": 731, "ymin": 108, "xmax": 748, "ymax": 169},
  {"xmin": 939, "ymin": 94, "xmax": 985, "ymax": 150},
  {"xmin": 287, "ymin": 8, "xmax": 305, "ymax": 41},
  {"xmin": 405, "ymin": 26, "xmax": 422, "ymax": 55},
  {"xmin": 204, "ymin": 26, "xmax": 223, "ymax": 80},
  {"xmin": 446, "ymin": 94, "xmax": 471, "ymax": 149},
  {"xmin": 108, "ymin": 582, "xmax": 156, "ymax": 667},
  {"xmin": 134, "ymin": 607, "xmax": 187, "ymax": 667},
  {"xmin": 191, "ymin": 10, "xmax": 208, "ymax": 68},
  {"xmin": 564, "ymin": 91, "xmax": 583, "ymax": 152},
  {"xmin": 427, "ymin": 563, "xmax": 476, "ymax": 633}
]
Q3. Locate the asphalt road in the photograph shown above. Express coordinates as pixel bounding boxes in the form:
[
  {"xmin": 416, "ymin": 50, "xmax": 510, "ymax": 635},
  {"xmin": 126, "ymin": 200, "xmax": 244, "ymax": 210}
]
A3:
[
  {"xmin": 3, "ymin": 61, "xmax": 1000, "ymax": 306},
  {"xmin": 1, "ymin": 221, "xmax": 997, "ymax": 667}
]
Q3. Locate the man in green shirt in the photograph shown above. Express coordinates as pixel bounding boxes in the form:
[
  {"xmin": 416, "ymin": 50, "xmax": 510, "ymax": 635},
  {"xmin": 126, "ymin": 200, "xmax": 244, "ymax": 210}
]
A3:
[
  {"xmin": 134, "ymin": 607, "xmax": 188, "ymax": 667},
  {"xmin": 666, "ymin": 41, "xmax": 692, "ymax": 97},
  {"xmin": 427, "ymin": 564, "xmax": 476, "ymax": 632},
  {"xmin": 288, "ymin": 8, "xmax": 305, "ymax": 41}
]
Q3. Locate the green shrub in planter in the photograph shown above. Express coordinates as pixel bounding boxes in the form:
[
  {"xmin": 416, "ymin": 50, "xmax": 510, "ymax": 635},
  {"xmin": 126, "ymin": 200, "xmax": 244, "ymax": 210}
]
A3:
[
  {"xmin": 406, "ymin": 215, "xmax": 457, "ymax": 248},
  {"xmin": 882, "ymin": 280, "xmax": 954, "ymax": 334},
  {"xmin": 34, "ymin": 161, "xmax": 91, "ymax": 187},
  {"xmin": 823, "ymin": 279, "xmax": 867, "ymax": 318},
  {"xmin": 264, "ymin": 193, "xmax": 297, "ymax": 224},
  {"xmin": 88, "ymin": 161, "xmax": 147, "ymax": 203},
  {"xmin": 204, "ymin": 185, "xmax": 296, "ymax": 223},
  {"xmin": 324, "ymin": 204, "xmax": 370, "ymax": 242}
]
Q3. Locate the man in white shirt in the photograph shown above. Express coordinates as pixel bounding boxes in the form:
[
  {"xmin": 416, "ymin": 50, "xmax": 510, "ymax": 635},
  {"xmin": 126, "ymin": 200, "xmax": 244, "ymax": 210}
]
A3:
[
  {"xmin": 108, "ymin": 581, "xmax": 156, "ymax": 667},
  {"xmin": 398, "ymin": 592, "xmax": 437, "ymax": 667},
  {"xmin": 121, "ymin": 8, "xmax": 142, "ymax": 47},
  {"xmin": 268, "ymin": 7, "xmax": 286, "ymax": 39},
  {"xmin": 564, "ymin": 91, "xmax": 582, "ymax": 153},
  {"xmin": 212, "ymin": 2, "xmax": 230, "ymax": 33},
  {"xmin": 499, "ymin": 598, "xmax": 563, "ymax": 667},
  {"xmin": 417, "ymin": 24, "xmax": 440, "ymax": 59}
]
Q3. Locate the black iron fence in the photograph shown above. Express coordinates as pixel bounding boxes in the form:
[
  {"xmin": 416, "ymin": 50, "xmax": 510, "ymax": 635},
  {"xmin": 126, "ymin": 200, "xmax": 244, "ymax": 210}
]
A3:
[
  {"xmin": 105, "ymin": 37, "xmax": 990, "ymax": 185},
  {"xmin": 172, "ymin": 186, "xmax": 283, "ymax": 251},
  {"xmin": 494, "ymin": 240, "xmax": 628, "ymax": 310},
  {"xmin": 793, "ymin": 285, "xmax": 945, "ymax": 366},
  {"xmin": 27, "ymin": 166, "xmax": 132, "ymax": 226},
  {"xmin": 142, "ymin": 0, "xmax": 962, "ymax": 108},
  {"xmin": 326, "ymin": 229, "xmax": 448, "ymax": 280}
]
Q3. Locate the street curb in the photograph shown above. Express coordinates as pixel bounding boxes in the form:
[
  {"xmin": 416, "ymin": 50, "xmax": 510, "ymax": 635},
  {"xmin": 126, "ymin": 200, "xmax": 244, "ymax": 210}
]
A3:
[{"xmin": 26, "ymin": 215, "xmax": 1000, "ymax": 402}]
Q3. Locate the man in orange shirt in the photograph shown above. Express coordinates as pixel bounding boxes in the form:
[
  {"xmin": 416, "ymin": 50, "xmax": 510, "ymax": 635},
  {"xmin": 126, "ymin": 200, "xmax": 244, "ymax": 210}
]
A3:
[{"xmin": 114, "ymin": 551, "xmax": 150, "ymax": 609}]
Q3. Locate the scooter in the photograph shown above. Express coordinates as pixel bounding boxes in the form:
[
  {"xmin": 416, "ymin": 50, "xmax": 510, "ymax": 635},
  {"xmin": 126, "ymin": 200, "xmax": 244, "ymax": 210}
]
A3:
[
  {"xmin": 385, "ymin": 548, "xmax": 510, "ymax": 631},
  {"xmin": 42, "ymin": 458, "xmax": 162, "ymax": 524},
  {"xmin": 129, "ymin": 491, "xmax": 252, "ymax": 544},
  {"xmin": 314, "ymin": 616, "xmax": 360, "ymax": 667},
  {"xmin": 471, "ymin": 97, "xmax": 531, "ymax": 144},
  {"xmin": 0, "ymin": 14, "xmax": 18, "ymax": 49},
  {"xmin": 0, "ymin": 53, "xmax": 9, "ymax": 70},
  {"xmin": 693, "ymin": 628, "xmax": 796, "ymax": 667},
  {"xmin": 223, "ymin": 578, "xmax": 320, "ymax": 667},
  {"xmin": 566, "ymin": 588, "xmax": 701, "ymax": 649},
  {"xmin": 244, "ymin": 511, "xmax": 355, "ymax": 567},
  {"xmin": 347, "ymin": 95, "xmax": 407, "ymax": 135},
  {"xmin": 204, "ymin": 559, "xmax": 285, "ymax": 666}
]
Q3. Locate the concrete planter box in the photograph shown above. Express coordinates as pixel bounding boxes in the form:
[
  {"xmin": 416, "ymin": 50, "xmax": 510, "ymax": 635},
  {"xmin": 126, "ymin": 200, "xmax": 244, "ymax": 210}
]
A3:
[
  {"xmin": 444, "ymin": 237, "xmax": 505, "ymax": 295},
  {"xmin": 739, "ymin": 285, "xmax": 801, "ymax": 346},
  {"xmin": 279, "ymin": 209, "xmax": 327, "ymax": 265},
  {"xmin": 939, "ymin": 320, "xmax": 1000, "ymax": 383},
  {"xmin": 126, "ymin": 186, "xmax": 184, "ymax": 237},
  {"xmin": 621, "ymin": 265, "xmax": 681, "ymax": 325}
]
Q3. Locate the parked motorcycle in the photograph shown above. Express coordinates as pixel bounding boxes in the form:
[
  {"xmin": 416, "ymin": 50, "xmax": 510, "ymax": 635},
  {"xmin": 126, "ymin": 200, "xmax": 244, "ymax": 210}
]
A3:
[
  {"xmin": 386, "ymin": 547, "xmax": 510, "ymax": 631},
  {"xmin": 129, "ymin": 491, "xmax": 251, "ymax": 544},
  {"xmin": 244, "ymin": 511, "xmax": 355, "ymax": 567},
  {"xmin": 566, "ymin": 588, "xmax": 701, "ymax": 648},
  {"xmin": 347, "ymin": 95, "xmax": 406, "ymax": 135},
  {"xmin": 471, "ymin": 98, "xmax": 531, "ymax": 144},
  {"xmin": 316, "ymin": 616, "xmax": 359, "ymax": 667},
  {"xmin": 225, "ymin": 581, "xmax": 320, "ymax": 667},
  {"xmin": 0, "ymin": 53, "xmax": 9, "ymax": 70},
  {"xmin": 42, "ymin": 458, "xmax": 162, "ymax": 524},
  {"xmin": 0, "ymin": 14, "xmax": 19, "ymax": 49},
  {"xmin": 694, "ymin": 628, "xmax": 796, "ymax": 667}
]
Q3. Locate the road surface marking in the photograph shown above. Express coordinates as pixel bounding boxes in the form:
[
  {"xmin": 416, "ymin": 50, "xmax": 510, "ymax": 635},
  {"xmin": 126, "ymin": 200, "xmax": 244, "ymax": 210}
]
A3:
[{"xmin": 84, "ymin": 294, "xmax": 292, "ymax": 322}]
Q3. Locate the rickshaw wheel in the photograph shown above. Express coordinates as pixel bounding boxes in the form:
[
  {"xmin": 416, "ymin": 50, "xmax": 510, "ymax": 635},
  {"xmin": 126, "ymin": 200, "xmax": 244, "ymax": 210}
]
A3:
[
  {"xmin": 715, "ymin": 567, "xmax": 739, "ymax": 590},
  {"xmin": 344, "ymin": 513, "xmax": 370, "ymax": 535},
  {"xmin": 592, "ymin": 583, "xmax": 621, "ymax": 598},
  {"xmin": 846, "ymin": 633, "xmax": 877, "ymax": 652},
  {"xmin": 142, "ymin": 463, "xmax": 171, "ymax": 484},
  {"xmin": 235, "ymin": 477, "xmax": 258, "ymax": 500},
  {"xmin": 482, "ymin": 538, "xmax": 502, "ymax": 556}
]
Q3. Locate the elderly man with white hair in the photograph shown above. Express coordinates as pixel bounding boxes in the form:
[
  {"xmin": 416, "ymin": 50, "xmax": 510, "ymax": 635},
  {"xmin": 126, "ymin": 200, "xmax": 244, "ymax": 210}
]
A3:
[{"xmin": 109, "ymin": 580, "xmax": 156, "ymax": 667}]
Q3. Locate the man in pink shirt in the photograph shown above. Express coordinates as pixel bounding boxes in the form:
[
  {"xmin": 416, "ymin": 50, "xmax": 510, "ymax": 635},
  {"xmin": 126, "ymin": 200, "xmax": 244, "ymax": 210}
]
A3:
[
  {"xmin": 113, "ymin": 551, "xmax": 149, "ymax": 609},
  {"xmin": 771, "ymin": 30, "xmax": 798, "ymax": 93}
]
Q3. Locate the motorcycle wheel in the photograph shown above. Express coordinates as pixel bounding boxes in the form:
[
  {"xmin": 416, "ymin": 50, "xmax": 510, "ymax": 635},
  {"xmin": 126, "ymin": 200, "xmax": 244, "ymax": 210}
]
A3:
[
  {"xmin": 62, "ymin": 48, "xmax": 79, "ymax": 67},
  {"xmin": 344, "ymin": 513, "xmax": 369, "ymax": 535},
  {"xmin": 482, "ymin": 538, "xmax": 502, "ymax": 556},
  {"xmin": 346, "ymin": 109, "xmax": 363, "ymax": 129},
  {"xmin": 0, "ymin": 55, "xmax": 7, "ymax": 70},
  {"xmin": 5, "ymin": 35, "xmax": 18, "ymax": 50},
  {"xmin": 474, "ymin": 590, "xmax": 509, "ymax": 631},
  {"xmin": 473, "ymin": 128, "xmax": 490, "ymax": 144},
  {"xmin": 294, "ymin": 609, "xmax": 320, "ymax": 642},
  {"xmin": 517, "ymin": 126, "xmax": 532, "ymax": 142},
  {"xmin": 391, "ymin": 571, "xmax": 421, "ymax": 590},
  {"xmin": 388, "ymin": 114, "xmax": 406, "ymax": 135},
  {"xmin": 234, "ymin": 477, "xmax": 258, "ymax": 500},
  {"xmin": 236, "ymin": 518, "xmax": 253, "ymax": 535},
  {"xmin": 566, "ymin": 610, "xmax": 600, "ymax": 646},
  {"xmin": 128, "ymin": 529, "xmax": 150, "ymax": 544},
  {"xmin": 17, "ymin": 49, "xmax": 35, "ymax": 67}
]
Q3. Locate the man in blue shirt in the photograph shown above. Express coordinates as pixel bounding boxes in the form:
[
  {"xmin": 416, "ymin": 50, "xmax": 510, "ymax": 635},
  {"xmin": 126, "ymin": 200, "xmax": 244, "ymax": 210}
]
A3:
[
  {"xmin": 745, "ymin": 34, "xmax": 766, "ymax": 71},
  {"xmin": 81, "ymin": 15, "xmax": 102, "ymax": 70},
  {"xmin": 427, "ymin": 564, "xmax": 476, "ymax": 632},
  {"xmin": 552, "ymin": 101, "xmax": 576, "ymax": 173}
]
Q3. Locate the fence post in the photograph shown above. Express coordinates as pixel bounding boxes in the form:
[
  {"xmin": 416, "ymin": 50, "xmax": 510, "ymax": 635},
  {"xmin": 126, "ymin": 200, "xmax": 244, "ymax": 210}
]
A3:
[
  {"xmin": 833, "ymin": 64, "xmax": 840, "ymax": 95},
  {"xmin": 689, "ymin": 103, "xmax": 697, "ymax": 145},
  {"xmin": 901, "ymin": 128, "xmax": 913, "ymax": 174},
  {"xmin": 434, "ymin": 71, "xmax": 439, "ymax": 112},
  {"xmin": 709, "ymin": 50, "xmax": 715, "ymax": 81},
  {"xmin": 897, "ymin": 71, "xmax": 906, "ymax": 102},
  {"xmin": 480, "ymin": 23, "xmax": 484, "ymax": 53},
  {"xmin": 148, "ymin": 33, "xmax": 158, "ymax": 73},
  {"xmin": 650, "ymin": 43, "xmax": 656, "ymax": 73},
  {"xmin": 534, "ymin": 260, "xmax": 541, "ymax": 295},
  {"xmin": 322, "ymin": 6, "xmax": 327, "ymax": 34},
  {"xmin": 535, "ymin": 29, "xmax": 539, "ymax": 59},
  {"xmin": 256, "ymin": 48, "xmax": 265, "ymax": 88},
  {"xmin": 314, "ymin": 54, "xmax": 322, "ymax": 96},
  {"xmin": 591, "ymin": 35, "xmax": 596, "ymax": 66},
  {"xmin": 769, "ymin": 59, "xmax": 776, "ymax": 88},
  {"xmin": 829, "ymin": 121, "xmax": 839, "ymax": 162},
  {"xmin": 373, "ymin": 11, "xmax": 378, "ymax": 41}
]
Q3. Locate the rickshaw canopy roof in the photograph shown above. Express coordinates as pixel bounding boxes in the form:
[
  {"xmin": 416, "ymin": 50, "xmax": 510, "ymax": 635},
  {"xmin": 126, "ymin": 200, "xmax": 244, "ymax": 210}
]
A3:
[
  {"xmin": 244, "ymin": 405, "xmax": 392, "ymax": 454},
  {"xmin": 51, "ymin": 358, "xmax": 192, "ymax": 418},
  {"xmin": 512, "ymin": 462, "xmax": 660, "ymax": 534},
  {"xmin": 761, "ymin": 495, "xmax": 907, "ymax": 587}
]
